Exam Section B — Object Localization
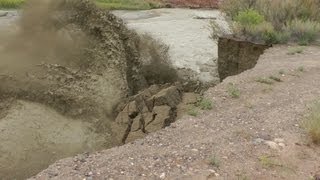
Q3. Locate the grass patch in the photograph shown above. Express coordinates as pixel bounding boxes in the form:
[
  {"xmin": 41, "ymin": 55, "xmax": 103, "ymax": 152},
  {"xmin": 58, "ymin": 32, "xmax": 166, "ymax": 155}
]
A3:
[
  {"xmin": 304, "ymin": 101, "xmax": 320, "ymax": 144},
  {"xmin": 96, "ymin": 0, "xmax": 160, "ymax": 10},
  {"xmin": 269, "ymin": 75, "xmax": 282, "ymax": 82},
  {"xmin": 256, "ymin": 77, "xmax": 274, "ymax": 85},
  {"xmin": 0, "ymin": 0, "xmax": 160, "ymax": 10},
  {"xmin": 196, "ymin": 98, "xmax": 213, "ymax": 110},
  {"xmin": 259, "ymin": 155, "xmax": 282, "ymax": 168},
  {"xmin": 279, "ymin": 69, "xmax": 285, "ymax": 75},
  {"xmin": 188, "ymin": 106, "xmax": 198, "ymax": 117},
  {"xmin": 227, "ymin": 83, "xmax": 240, "ymax": 98},
  {"xmin": 287, "ymin": 47, "xmax": 305, "ymax": 55},
  {"xmin": 297, "ymin": 66, "xmax": 305, "ymax": 72},
  {"xmin": 209, "ymin": 155, "xmax": 220, "ymax": 168},
  {"xmin": 0, "ymin": 0, "xmax": 24, "ymax": 9}
]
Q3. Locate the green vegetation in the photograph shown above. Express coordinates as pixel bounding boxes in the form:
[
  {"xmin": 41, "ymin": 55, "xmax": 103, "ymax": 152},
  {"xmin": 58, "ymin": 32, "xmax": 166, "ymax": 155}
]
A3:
[
  {"xmin": 187, "ymin": 97, "xmax": 213, "ymax": 117},
  {"xmin": 235, "ymin": 9, "xmax": 264, "ymax": 26},
  {"xmin": 196, "ymin": 98, "xmax": 213, "ymax": 110},
  {"xmin": 236, "ymin": 173, "xmax": 249, "ymax": 180},
  {"xmin": 227, "ymin": 83, "xmax": 240, "ymax": 98},
  {"xmin": 0, "ymin": 0, "xmax": 160, "ymax": 10},
  {"xmin": 298, "ymin": 66, "xmax": 305, "ymax": 72},
  {"xmin": 287, "ymin": 46, "xmax": 305, "ymax": 55},
  {"xmin": 279, "ymin": 70, "xmax": 285, "ymax": 75},
  {"xmin": 96, "ymin": 0, "xmax": 160, "ymax": 10},
  {"xmin": 209, "ymin": 155, "xmax": 220, "ymax": 168},
  {"xmin": 256, "ymin": 77, "xmax": 274, "ymax": 85},
  {"xmin": 221, "ymin": 0, "xmax": 320, "ymax": 45},
  {"xmin": 0, "ymin": 0, "xmax": 24, "ymax": 9},
  {"xmin": 269, "ymin": 75, "xmax": 282, "ymax": 82},
  {"xmin": 304, "ymin": 101, "xmax": 320, "ymax": 144},
  {"xmin": 188, "ymin": 106, "xmax": 198, "ymax": 117},
  {"xmin": 258, "ymin": 155, "xmax": 282, "ymax": 168},
  {"xmin": 286, "ymin": 19, "xmax": 320, "ymax": 45}
]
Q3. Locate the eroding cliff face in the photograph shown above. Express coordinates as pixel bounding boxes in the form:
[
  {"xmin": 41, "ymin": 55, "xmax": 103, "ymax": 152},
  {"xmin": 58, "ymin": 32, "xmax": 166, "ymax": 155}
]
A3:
[
  {"xmin": 0, "ymin": 0, "xmax": 181, "ymax": 179},
  {"xmin": 218, "ymin": 37, "xmax": 271, "ymax": 81}
]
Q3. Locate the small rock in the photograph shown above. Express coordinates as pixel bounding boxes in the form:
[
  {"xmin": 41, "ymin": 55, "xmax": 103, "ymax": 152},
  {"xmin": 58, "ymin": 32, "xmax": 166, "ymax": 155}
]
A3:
[
  {"xmin": 274, "ymin": 138, "xmax": 285, "ymax": 143},
  {"xmin": 258, "ymin": 132, "xmax": 272, "ymax": 140},
  {"xmin": 160, "ymin": 172, "xmax": 166, "ymax": 179},
  {"xmin": 0, "ymin": 11, "xmax": 8, "ymax": 17},
  {"xmin": 253, "ymin": 138, "xmax": 265, "ymax": 145},
  {"xmin": 265, "ymin": 141, "xmax": 279, "ymax": 150},
  {"xmin": 278, "ymin": 143, "xmax": 285, "ymax": 148},
  {"xmin": 85, "ymin": 171, "xmax": 93, "ymax": 177}
]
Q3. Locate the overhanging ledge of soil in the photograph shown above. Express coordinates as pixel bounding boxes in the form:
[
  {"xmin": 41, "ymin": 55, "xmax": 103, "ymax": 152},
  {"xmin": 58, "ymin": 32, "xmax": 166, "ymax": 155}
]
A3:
[{"xmin": 218, "ymin": 36, "xmax": 271, "ymax": 81}]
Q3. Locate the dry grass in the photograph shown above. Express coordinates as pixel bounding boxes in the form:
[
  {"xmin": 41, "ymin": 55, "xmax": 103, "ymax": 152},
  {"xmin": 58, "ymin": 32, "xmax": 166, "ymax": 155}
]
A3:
[
  {"xmin": 0, "ymin": 0, "xmax": 220, "ymax": 9},
  {"xmin": 96, "ymin": 0, "xmax": 161, "ymax": 10},
  {"xmin": 227, "ymin": 83, "xmax": 240, "ymax": 98},
  {"xmin": 161, "ymin": 0, "xmax": 219, "ymax": 8},
  {"xmin": 221, "ymin": 0, "xmax": 320, "ymax": 45},
  {"xmin": 304, "ymin": 101, "xmax": 320, "ymax": 144},
  {"xmin": 0, "ymin": 0, "xmax": 161, "ymax": 10},
  {"xmin": 287, "ymin": 47, "xmax": 305, "ymax": 55}
]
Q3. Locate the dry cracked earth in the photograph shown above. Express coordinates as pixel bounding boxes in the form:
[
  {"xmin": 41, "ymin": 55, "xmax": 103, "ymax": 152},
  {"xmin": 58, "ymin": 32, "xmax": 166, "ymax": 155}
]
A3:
[{"xmin": 31, "ymin": 46, "xmax": 320, "ymax": 180}]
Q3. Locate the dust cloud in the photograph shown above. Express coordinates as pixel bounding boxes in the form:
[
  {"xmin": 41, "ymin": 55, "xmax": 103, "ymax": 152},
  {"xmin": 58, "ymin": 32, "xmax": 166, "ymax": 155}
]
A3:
[{"xmin": 0, "ymin": 0, "xmax": 88, "ymax": 76}]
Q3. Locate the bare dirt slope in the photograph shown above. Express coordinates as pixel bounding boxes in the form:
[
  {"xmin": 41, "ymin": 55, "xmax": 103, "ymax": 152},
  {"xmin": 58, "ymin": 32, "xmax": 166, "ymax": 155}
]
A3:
[{"xmin": 31, "ymin": 45, "xmax": 320, "ymax": 180}]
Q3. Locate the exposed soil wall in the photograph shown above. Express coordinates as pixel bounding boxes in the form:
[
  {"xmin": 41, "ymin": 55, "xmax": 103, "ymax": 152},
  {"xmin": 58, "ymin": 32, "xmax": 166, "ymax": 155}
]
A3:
[{"xmin": 218, "ymin": 37, "xmax": 271, "ymax": 81}]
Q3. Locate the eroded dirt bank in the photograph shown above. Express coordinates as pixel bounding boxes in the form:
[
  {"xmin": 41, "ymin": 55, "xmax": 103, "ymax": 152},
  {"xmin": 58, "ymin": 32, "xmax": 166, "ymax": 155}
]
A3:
[
  {"xmin": 0, "ymin": 0, "xmax": 182, "ymax": 179},
  {"xmin": 31, "ymin": 46, "xmax": 320, "ymax": 179},
  {"xmin": 113, "ymin": 8, "xmax": 231, "ymax": 86}
]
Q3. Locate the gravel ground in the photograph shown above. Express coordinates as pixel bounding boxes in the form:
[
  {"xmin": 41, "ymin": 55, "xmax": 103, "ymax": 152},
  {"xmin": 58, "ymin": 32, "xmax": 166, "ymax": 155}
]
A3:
[
  {"xmin": 30, "ymin": 45, "xmax": 320, "ymax": 180},
  {"xmin": 113, "ymin": 8, "xmax": 231, "ymax": 84}
]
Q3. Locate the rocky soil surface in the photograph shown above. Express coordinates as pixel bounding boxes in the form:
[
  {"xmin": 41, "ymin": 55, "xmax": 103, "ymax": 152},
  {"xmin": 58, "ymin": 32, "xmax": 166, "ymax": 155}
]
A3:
[{"xmin": 31, "ymin": 45, "xmax": 320, "ymax": 180}]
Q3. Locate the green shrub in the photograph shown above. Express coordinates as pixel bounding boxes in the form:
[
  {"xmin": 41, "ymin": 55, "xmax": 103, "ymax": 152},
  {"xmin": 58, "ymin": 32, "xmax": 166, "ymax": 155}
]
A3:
[
  {"xmin": 221, "ymin": 0, "xmax": 320, "ymax": 45},
  {"xmin": 96, "ymin": 0, "xmax": 156, "ymax": 10},
  {"xmin": 287, "ymin": 46, "xmax": 305, "ymax": 55},
  {"xmin": 256, "ymin": 77, "xmax": 274, "ymax": 85},
  {"xmin": 304, "ymin": 101, "xmax": 320, "ymax": 144},
  {"xmin": 245, "ymin": 21, "xmax": 276, "ymax": 43},
  {"xmin": 220, "ymin": 0, "xmax": 257, "ymax": 19},
  {"xmin": 227, "ymin": 83, "xmax": 240, "ymax": 98},
  {"xmin": 196, "ymin": 98, "xmax": 213, "ymax": 110},
  {"xmin": 269, "ymin": 75, "xmax": 282, "ymax": 82},
  {"xmin": 0, "ymin": 0, "xmax": 24, "ymax": 9},
  {"xmin": 188, "ymin": 106, "xmax": 198, "ymax": 117},
  {"xmin": 209, "ymin": 155, "xmax": 220, "ymax": 168},
  {"xmin": 235, "ymin": 9, "xmax": 265, "ymax": 26},
  {"xmin": 285, "ymin": 19, "xmax": 320, "ymax": 45}
]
